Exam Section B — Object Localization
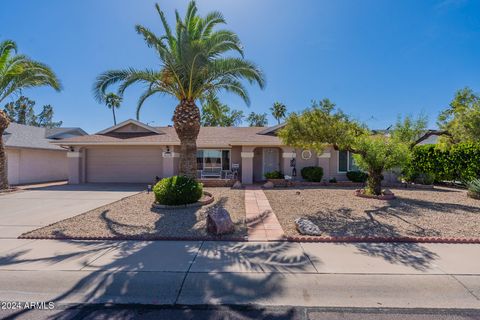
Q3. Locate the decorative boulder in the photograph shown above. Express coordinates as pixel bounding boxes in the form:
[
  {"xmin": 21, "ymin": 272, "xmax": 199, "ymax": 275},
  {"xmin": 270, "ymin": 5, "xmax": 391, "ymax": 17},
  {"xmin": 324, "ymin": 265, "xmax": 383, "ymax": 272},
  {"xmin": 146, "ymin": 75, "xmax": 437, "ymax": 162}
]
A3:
[
  {"xmin": 232, "ymin": 181, "xmax": 243, "ymax": 189},
  {"xmin": 207, "ymin": 208, "xmax": 235, "ymax": 235},
  {"xmin": 295, "ymin": 218, "xmax": 321, "ymax": 236},
  {"xmin": 382, "ymin": 188, "xmax": 394, "ymax": 195},
  {"xmin": 263, "ymin": 181, "xmax": 274, "ymax": 189}
]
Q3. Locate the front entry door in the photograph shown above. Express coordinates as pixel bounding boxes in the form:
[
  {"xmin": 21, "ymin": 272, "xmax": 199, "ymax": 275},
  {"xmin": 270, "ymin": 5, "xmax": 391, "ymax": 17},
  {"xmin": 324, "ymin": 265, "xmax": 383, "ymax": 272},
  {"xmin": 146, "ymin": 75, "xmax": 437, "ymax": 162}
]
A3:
[{"xmin": 263, "ymin": 148, "xmax": 280, "ymax": 177}]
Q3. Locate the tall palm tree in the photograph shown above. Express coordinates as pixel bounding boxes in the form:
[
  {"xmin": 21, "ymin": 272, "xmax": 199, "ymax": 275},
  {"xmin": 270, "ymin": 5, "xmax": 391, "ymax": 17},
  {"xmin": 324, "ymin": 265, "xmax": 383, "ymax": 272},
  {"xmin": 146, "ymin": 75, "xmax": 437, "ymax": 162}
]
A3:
[
  {"xmin": 0, "ymin": 40, "xmax": 61, "ymax": 189},
  {"xmin": 93, "ymin": 1, "xmax": 265, "ymax": 178},
  {"xmin": 104, "ymin": 92, "xmax": 122, "ymax": 125},
  {"xmin": 270, "ymin": 101, "xmax": 287, "ymax": 124}
]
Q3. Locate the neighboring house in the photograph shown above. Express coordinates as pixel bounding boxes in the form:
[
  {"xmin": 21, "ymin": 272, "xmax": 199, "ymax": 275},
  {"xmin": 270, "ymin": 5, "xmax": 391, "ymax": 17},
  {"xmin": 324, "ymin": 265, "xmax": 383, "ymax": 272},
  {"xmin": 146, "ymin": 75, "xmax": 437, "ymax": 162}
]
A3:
[
  {"xmin": 55, "ymin": 119, "xmax": 358, "ymax": 185},
  {"xmin": 3, "ymin": 123, "xmax": 87, "ymax": 185}
]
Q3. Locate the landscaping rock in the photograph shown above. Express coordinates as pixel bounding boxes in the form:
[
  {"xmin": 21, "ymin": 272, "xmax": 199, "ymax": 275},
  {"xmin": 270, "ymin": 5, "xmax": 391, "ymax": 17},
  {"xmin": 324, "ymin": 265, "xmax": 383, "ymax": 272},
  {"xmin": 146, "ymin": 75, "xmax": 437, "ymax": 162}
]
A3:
[
  {"xmin": 263, "ymin": 181, "xmax": 274, "ymax": 189},
  {"xmin": 232, "ymin": 181, "xmax": 243, "ymax": 189},
  {"xmin": 295, "ymin": 218, "xmax": 321, "ymax": 236},
  {"xmin": 383, "ymin": 188, "xmax": 394, "ymax": 195},
  {"xmin": 207, "ymin": 208, "xmax": 235, "ymax": 235}
]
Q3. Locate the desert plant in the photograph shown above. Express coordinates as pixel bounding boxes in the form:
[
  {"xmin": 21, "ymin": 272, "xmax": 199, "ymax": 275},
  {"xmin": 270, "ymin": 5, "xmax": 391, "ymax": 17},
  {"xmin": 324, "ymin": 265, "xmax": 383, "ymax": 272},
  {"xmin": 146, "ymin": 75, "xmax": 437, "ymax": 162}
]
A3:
[
  {"xmin": 153, "ymin": 176, "xmax": 203, "ymax": 205},
  {"xmin": 264, "ymin": 171, "xmax": 284, "ymax": 179},
  {"xmin": 279, "ymin": 99, "xmax": 424, "ymax": 195},
  {"xmin": 301, "ymin": 166, "xmax": 324, "ymax": 182},
  {"xmin": 346, "ymin": 171, "xmax": 368, "ymax": 183},
  {"xmin": 93, "ymin": 1, "xmax": 264, "ymax": 178},
  {"xmin": 467, "ymin": 179, "xmax": 480, "ymax": 200}
]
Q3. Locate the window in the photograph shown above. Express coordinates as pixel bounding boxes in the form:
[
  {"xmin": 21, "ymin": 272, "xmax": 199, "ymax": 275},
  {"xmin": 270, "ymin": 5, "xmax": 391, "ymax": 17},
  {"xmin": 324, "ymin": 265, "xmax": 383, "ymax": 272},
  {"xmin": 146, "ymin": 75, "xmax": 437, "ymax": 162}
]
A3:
[
  {"xmin": 338, "ymin": 151, "xmax": 359, "ymax": 172},
  {"xmin": 197, "ymin": 149, "xmax": 231, "ymax": 170}
]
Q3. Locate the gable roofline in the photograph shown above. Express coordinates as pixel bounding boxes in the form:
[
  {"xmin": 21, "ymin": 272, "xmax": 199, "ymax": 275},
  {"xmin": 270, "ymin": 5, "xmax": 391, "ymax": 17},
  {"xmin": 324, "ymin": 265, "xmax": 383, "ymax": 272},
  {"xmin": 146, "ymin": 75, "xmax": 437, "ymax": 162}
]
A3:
[
  {"xmin": 46, "ymin": 128, "xmax": 88, "ymax": 139},
  {"xmin": 96, "ymin": 119, "xmax": 163, "ymax": 135},
  {"xmin": 257, "ymin": 123, "xmax": 286, "ymax": 135}
]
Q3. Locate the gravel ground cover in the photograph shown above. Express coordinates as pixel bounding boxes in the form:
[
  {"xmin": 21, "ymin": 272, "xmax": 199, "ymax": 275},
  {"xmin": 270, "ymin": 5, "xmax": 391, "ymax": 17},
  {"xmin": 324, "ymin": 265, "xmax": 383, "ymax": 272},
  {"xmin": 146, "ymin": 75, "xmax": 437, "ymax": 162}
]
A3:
[
  {"xmin": 264, "ymin": 186, "xmax": 480, "ymax": 239},
  {"xmin": 20, "ymin": 188, "xmax": 246, "ymax": 240}
]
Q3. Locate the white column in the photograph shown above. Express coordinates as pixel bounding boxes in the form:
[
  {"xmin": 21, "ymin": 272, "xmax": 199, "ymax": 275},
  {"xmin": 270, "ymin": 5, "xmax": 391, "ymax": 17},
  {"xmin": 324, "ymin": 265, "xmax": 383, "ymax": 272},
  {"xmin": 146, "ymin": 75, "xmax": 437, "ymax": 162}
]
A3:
[
  {"xmin": 67, "ymin": 149, "xmax": 82, "ymax": 184},
  {"xmin": 318, "ymin": 151, "xmax": 331, "ymax": 179},
  {"xmin": 162, "ymin": 147, "xmax": 179, "ymax": 178}
]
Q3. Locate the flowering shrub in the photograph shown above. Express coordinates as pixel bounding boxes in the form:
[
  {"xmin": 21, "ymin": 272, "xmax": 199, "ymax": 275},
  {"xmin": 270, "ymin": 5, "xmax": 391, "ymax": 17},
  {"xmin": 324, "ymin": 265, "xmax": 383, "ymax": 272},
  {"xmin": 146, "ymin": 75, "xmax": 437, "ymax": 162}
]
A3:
[{"xmin": 153, "ymin": 176, "xmax": 203, "ymax": 205}]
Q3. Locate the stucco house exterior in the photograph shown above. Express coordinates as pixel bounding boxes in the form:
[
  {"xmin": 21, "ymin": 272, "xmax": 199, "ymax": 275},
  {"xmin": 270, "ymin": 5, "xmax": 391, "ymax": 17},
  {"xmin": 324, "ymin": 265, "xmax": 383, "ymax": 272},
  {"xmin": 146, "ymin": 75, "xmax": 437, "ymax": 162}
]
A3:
[
  {"xmin": 4, "ymin": 123, "xmax": 87, "ymax": 185},
  {"xmin": 55, "ymin": 119, "xmax": 359, "ymax": 185}
]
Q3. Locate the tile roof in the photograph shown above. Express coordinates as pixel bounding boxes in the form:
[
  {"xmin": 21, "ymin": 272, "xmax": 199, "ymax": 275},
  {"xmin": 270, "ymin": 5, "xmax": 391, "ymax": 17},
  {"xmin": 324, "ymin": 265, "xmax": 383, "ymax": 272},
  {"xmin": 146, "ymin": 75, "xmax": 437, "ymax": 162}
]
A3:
[
  {"xmin": 3, "ymin": 123, "xmax": 86, "ymax": 151},
  {"xmin": 56, "ymin": 126, "xmax": 283, "ymax": 147}
]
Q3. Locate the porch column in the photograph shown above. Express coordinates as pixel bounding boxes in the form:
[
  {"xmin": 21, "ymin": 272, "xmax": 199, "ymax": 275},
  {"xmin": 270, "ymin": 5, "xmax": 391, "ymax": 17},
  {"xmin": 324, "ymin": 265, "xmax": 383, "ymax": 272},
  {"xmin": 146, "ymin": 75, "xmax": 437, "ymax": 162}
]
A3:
[
  {"xmin": 318, "ymin": 150, "xmax": 331, "ymax": 180},
  {"xmin": 241, "ymin": 146, "xmax": 255, "ymax": 184},
  {"xmin": 67, "ymin": 147, "xmax": 83, "ymax": 184},
  {"xmin": 162, "ymin": 147, "xmax": 178, "ymax": 178},
  {"xmin": 281, "ymin": 147, "xmax": 296, "ymax": 177}
]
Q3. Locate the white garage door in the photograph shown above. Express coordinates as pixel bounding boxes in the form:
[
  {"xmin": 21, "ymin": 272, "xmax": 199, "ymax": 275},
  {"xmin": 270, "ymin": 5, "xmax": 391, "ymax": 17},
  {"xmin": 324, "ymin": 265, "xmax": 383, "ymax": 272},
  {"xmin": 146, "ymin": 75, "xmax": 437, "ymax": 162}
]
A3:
[{"xmin": 86, "ymin": 147, "xmax": 163, "ymax": 183}]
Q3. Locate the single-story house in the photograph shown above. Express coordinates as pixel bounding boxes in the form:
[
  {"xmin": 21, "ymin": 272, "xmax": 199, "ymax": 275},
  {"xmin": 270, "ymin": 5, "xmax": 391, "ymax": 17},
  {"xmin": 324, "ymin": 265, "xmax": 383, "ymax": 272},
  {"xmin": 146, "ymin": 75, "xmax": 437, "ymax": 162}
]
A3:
[
  {"xmin": 4, "ymin": 123, "xmax": 87, "ymax": 185},
  {"xmin": 54, "ymin": 119, "xmax": 359, "ymax": 185}
]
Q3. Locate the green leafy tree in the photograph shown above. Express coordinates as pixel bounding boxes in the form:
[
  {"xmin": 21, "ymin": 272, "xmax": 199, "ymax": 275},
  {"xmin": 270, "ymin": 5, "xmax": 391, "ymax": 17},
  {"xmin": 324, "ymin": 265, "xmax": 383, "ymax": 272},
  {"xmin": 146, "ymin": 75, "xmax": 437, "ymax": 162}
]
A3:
[
  {"xmin": 3, "ymin": 96, "xmax": 62, "ymax": 128},
  {"xmin": 279, "ymin": 99, "xmax": 425, "ymax": 195},
  {"xmin": 270, "ymin": 101, "xmax": 287, "ymax": 124},
  {"xmin": 4, "ymin": 96, "xmax": 37, "ymax": 125},
  {"xmin": 93, "ymin": 1, "xmax": 265, "ymax": 178},
  {"xmin": 36, "ymin": 105, "xmax": 63, "ymax": 128},
  {"xmin": 200, "ymin": 94, "xmax": 243, "ymax": 126},
  {"xmin": 104, "ymin": 93, "xmax": 122, "ymax": 125},
  {"xmin": 438, "ymin": 87, "xmax": 480, "ymax": 144},
  {"xmin": 0, "ymin": 39, "xmax": 61, "ymax": 189},
  {"xmin": 246, "ymin": 112, "xmax": 268, "ymax": 127}
]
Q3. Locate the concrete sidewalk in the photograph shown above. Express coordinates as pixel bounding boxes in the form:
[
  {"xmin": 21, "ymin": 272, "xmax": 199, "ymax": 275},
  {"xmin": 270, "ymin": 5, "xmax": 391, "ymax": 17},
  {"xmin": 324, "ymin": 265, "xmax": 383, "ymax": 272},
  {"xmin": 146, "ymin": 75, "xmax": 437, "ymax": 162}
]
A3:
[{"xmin": 0, "ymin": 240, "xmax": 479, "ymax": 311}]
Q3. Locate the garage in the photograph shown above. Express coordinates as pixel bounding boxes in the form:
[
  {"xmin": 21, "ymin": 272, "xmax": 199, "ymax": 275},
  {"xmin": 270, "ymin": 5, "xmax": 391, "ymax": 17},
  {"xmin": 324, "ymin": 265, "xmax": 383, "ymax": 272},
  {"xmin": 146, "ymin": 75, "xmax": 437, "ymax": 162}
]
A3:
[{"xmin": 86, "ymin": 147, "xmax": 163, "ymax": 183}]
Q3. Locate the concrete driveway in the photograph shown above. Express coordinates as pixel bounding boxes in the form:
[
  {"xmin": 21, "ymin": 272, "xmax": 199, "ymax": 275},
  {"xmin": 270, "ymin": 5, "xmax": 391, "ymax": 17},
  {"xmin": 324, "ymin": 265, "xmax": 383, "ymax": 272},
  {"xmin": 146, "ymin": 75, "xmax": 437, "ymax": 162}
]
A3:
[{"xmin": 0, "ymin": 184, "xmax": 143, "ymax": 238}]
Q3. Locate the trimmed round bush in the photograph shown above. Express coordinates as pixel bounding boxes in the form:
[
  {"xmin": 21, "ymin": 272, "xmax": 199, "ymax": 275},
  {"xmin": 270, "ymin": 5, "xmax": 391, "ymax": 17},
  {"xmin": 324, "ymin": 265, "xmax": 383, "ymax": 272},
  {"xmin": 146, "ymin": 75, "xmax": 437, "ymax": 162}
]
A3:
[
  {"xmin": 346, "ymin": 171, "xmax": 368, "ymax": 183},
  {"xmin": 301, "ymin": 166, "xmax": 324, "ymax": 182},
  {"xmin": 264, "ymin": 171, "xmax": 285, "ymax": 179},
  {"xmin": 153, "ymin": 176, "xmax": 203, "ymax": 206}
]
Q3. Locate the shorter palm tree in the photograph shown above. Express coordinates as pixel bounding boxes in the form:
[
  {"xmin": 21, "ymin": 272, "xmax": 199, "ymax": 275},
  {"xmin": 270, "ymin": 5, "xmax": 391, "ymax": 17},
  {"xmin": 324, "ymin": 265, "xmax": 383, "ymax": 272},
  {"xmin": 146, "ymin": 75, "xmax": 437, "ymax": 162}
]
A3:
[
  {"xmin": 104, "ymin": 93, "xmax": 122, "ymax": 125},
  {"xmin": 270, "ymin": 102, "xmax": 287, "ymax": 124},
  {"xmin": 0, "ymin": 39, "xmax": 61, "ymax": 189}
]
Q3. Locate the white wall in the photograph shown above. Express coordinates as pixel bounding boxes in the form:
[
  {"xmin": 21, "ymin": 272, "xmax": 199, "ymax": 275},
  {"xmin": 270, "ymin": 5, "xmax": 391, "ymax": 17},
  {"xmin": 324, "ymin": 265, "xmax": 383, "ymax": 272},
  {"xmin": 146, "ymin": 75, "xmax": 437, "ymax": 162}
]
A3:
[{"xmin": 7, "ymin": 148, "xmax": 68, "ymax": 185}]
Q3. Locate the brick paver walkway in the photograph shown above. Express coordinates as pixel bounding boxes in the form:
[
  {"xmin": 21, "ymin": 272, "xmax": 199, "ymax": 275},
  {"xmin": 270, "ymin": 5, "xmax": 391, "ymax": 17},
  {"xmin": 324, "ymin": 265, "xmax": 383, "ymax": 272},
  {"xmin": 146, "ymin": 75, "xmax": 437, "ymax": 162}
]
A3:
[{"xmin": 244, "ymin": 185, "xmax": 285, "ymax": 241}]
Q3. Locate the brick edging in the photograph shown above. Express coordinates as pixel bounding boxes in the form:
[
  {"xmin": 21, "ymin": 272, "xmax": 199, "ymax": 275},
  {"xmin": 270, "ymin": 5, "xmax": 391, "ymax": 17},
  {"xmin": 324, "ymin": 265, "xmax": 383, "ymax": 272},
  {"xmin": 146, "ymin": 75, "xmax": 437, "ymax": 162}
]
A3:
[
  {"xmin": 18, "ymin": 234, "xmax": 248, "ymax": 241},
  {"xmin": 286, "ymin": 235, "xmax": 480, "ymax": 244}
]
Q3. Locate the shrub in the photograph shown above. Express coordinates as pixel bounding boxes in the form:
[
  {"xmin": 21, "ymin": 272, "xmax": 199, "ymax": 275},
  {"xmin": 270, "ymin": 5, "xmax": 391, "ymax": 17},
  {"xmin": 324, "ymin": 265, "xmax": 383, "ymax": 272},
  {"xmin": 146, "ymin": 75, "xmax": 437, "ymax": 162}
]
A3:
[
  {"xmin": 329, "ymin": 177, "xmax": 337, "ymax": 183},
  {"xmin": 467, "ymin": 179, "xmax": 480, "ymax": 199},
  {"xmin": 264, "ymin": 171, "xmax": 284, "ymax": 179},
  {"xmin": 301, "ymin": 166, "xmax": 324, "ymax": 182},
  {"xmin": 153, "ymin": 176, "xmax": 203, "ymax": 205},
  {"xmin": 406, "ymin": 143, "xmax": 480, "ymax": 183},
  {"xmin": 346, "ymin": 171, "xmax": 368, "ymax": 183}
]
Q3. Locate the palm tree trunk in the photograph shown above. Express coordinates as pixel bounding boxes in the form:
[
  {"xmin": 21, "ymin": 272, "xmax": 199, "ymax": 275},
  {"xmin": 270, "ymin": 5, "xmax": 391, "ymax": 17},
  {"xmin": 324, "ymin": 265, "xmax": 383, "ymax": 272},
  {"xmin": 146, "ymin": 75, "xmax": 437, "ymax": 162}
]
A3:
[
  {"xmin": 173, "ymin": 99, "xmax": 201, "ymax": 179},
  {"xmin": 112, "ymin": 108, "xmax": 117, "ymax": 125},
  {"xmin": 0, "ymin": 111, "xmax": 10, "ymax": 190}
]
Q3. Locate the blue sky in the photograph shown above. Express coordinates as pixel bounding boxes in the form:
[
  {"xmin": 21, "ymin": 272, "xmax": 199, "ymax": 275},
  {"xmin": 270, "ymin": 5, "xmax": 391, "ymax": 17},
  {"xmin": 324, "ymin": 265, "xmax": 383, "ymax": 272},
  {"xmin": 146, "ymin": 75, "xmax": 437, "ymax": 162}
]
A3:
[{"xmin": 1, "ymin": 0, "xmax": 479, "ymax": 133}]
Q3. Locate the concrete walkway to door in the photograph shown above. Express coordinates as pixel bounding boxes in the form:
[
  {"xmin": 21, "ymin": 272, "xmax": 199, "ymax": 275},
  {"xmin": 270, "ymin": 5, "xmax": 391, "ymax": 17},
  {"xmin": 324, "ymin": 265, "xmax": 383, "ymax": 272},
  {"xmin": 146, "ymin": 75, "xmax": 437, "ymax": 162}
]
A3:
[
  {"xmin": 0, "ymin": 184, "xmax": 143, "ymax": 239},
  {"xmin": 245, "ymin": 185, "xmax": 285, "ymax": 241}
]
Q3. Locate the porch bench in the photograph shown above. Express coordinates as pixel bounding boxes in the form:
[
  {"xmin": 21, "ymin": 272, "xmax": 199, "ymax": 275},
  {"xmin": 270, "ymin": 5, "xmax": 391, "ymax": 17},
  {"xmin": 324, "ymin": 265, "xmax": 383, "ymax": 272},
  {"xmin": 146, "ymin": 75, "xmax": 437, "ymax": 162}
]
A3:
[{"xmin": 201, "ymin": 168, "xmax": 222, "ymax": 179}]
